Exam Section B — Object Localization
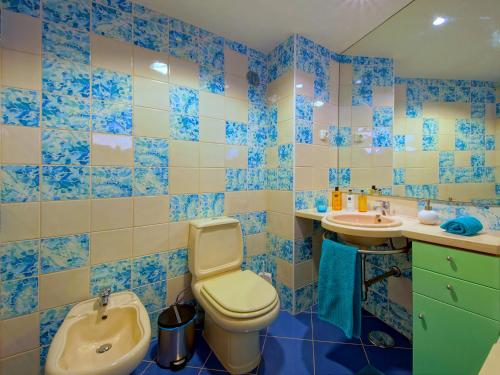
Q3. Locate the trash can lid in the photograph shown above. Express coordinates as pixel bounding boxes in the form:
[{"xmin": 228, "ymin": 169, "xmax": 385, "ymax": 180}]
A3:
[{"xmin": 158, "ymin": 304, "xmax": 196, "ymax": 329}]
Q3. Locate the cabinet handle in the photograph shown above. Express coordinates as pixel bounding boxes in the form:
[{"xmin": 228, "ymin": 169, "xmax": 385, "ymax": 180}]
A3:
[
  {"xmin": 447, "ymin": 284, "xmax": 453, "ymax": 290},
  {"xmin": 418, "ymin": 313, "xmax": 424, "ymax": 319},
  {"xmin": 446, "ymin": 256, "xmax": 453, "ymax": 262}
]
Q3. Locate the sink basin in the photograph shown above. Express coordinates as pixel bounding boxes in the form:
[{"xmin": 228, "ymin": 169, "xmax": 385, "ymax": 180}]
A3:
[
  {"xmin": 322, "ymin": 212, "xmax": 403, "ymax": 247},
  {"xmin": 45, "ymin": 291, "xmax": 151, "ymax": 375},
  {"xmin": 327, "ymin": 213, "xmax": 402, "ymax": 228}
]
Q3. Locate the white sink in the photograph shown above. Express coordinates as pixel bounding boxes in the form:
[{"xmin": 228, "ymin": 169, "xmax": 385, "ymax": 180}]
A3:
[
  {"xmin": 45, "ymin": 291, "xmax": 151, "ymax": 375},
  {"xmin": 322, "ymin": 212, "xmax": 403, "ymax": 247}
]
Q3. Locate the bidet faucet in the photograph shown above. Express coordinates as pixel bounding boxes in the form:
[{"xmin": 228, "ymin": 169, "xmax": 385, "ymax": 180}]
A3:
[
  {"xmin": 99, "ymin": 288, "xmax": 111, "ymax": 307},
  {"xmin": 374, "ymin": 200, "xmax": 391, "ymax": 216}
]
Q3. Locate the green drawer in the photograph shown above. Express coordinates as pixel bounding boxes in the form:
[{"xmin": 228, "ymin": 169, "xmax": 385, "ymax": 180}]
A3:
[
  {"xmin": 413, "ymin": 267, "xmax": 500, "ymax": 321},
  {"xmin": 413, "ymin": 241, "xmax": 500, "ymax": 289}
]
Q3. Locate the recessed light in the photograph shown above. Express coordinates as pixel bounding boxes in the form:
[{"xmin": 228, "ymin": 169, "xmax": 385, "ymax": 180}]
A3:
[
  {"xmin": 296, "ymin": 83, "xmax": 304, "ymax": 89},
  {"xmin": 149, "ymin": 62, "xmax": 169, "ymax": 75},
  {"xmin": 313, "ymin": 100, "xmax": 324, "ymax": 107},
  {"xmin": 432, "ymin": 16, "xmax": 447, "ymax": 26}
]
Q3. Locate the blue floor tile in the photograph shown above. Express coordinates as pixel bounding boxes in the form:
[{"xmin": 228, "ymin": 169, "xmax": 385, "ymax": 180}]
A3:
[
  {"xmin": 188, "ymin": 330, "xmax": 212, "ymax": 367},
  {"xmin": 130, "ymin": 361, "xmax": 151, "ymax": 375},
  {"xmin": 267, "ymin": 311, "xmax": 313, "ymax": 339},
  {"xmin": 203, "ymin": 345, "xmax": 259, "ymax": 374},
  {"xmin": 200, "ymin": 370, "xmax": 229, "ymax": 374},
  {"xmin": 364, "ymin": 347, "xmax": 412, "ymax": 375},
  {"xmin": 312, "ymin": 314, "xmax": 361, "ymax": 344},
  {"xmin": 361, "ymin": 317, "xmax": 412, "ymax": 348},
  {"xmin": 258, "ymin": 336, "xmax": 313, "ymax": 375},
  {"xmin": 142, "ymin": 362, "xmax": 201, "ymax": 374},
  {"xmin": 144, "ymin": 340, "xmax": 158, "ymax": 361},
  {"xmin": 314, "ymin": 341, "xmax": 368, "ymax": 374}
]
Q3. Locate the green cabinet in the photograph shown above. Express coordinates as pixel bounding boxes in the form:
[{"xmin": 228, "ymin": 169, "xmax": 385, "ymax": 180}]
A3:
[{"xmin": 413, "ymin": 242, "xmax": 500, "ymax": 375}]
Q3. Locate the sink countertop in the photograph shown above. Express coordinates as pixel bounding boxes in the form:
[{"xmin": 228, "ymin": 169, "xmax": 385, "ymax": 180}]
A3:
[{"xmin": 295, "ymin": 209, "xmax": 500, "ymax": 256}]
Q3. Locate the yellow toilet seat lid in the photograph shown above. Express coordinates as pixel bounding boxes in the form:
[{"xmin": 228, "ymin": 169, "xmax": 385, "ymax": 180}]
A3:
[{"xmin": 201, "ymin": 270, "xmax": 277, "ymax": 314}]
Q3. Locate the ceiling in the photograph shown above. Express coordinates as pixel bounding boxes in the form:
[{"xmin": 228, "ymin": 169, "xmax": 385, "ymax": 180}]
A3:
[
  {"xmin": 137, "ymin": 0, "xmax": 413, "ymax": 53},
  {"xmin": 345, "ymin": 0, "xmax": 500, "ymax": 82}
]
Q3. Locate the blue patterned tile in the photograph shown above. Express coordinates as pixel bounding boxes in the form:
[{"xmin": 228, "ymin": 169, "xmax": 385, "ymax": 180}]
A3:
[
  {"xmin": 42, "ymin": 55, "xmax": 90, "ymax": 98},
  {"xmin": 225, "ymin": 121, "xmax": 248, "ymax": 145},
  {"xmin": 277, "ymin": 282, "xmax": 293, "ymax": 312},
  {"xmin": 486, "ymin": 135, "xmax": 496, "ymax": 150},
  {"xmin": 336, "ymin": 127, "xmax": 352, "ymax": 147},
  {"xmin": 422, "ymin": 134, "xmax": 438, "ymax": 151},
  {"xmin": 169, "ymin": 114, "xmax": 199, "ymax": 141},
  {"xmin": 92, "ymin": 99, "xmax": 132, "ymax": 135},
  {"xmin": 132, "ymin": 3, "xmax": 168, "ymax": 24},
  {"xmin": 199, "ymin": 42, "xmax": 224, "ymax": 70},
  {"xmin": 40, "ymin": 303, "xmax": 73, "ymax": 346},
  {"xmin": 92, "ymin": 68, "xmax": 132, "ymax": 102},
  {"xmin": 90, "ymin": 259, "xmax": 131, "ymax": 296},
  {"xmin": 200, "ymin": 66, "xmax": 224, "ymax": 94},
  {"xmin": 328, "ymin": 168, "xmax": 338, "ymax": 188},
  {"xmin": 439, "ymin": 167, "xmax": 455, "ymax": 184},
  {"xmin": 278, "ymin": 168, "xmax": 293, "ymax": 191},
  {"xmin": 352, "ymin": 85, "xmax": 373, "ymax": 106},
  {"xmin": 295, "ymin": 95, "xmax": 313, "ymax": 121},
  {"xmin": 1, "ymin": 0, "xmax": 40, "ymax": 16},
  {"xmin": 41, "ymin": 234, "xmax": 89, "ymax": 273},
  {"xmin": 92, "ymin": 1, "xmax": 132, "ymax": 42},
  {"xmin": 42, "ymin": 21, "xmax": 90, "ymax": 65},
  {"xmin": 277, "ymin": 237, "xmax": 293, "ymax": 262},
  {"xmin": 248, "ymin": 147, "xmax": 266, "ymax": 169},
  {"xmin": 393, "ymin": 168, "xmax": 405, "ymax": 185},
  {"xmin": 132, "ymin": 253, "xmax": 165, "ymax": 288},
  {"xmin": 164, "ymin": 248, "xmax": 188, "ymax": 278},
  {"xmin": 278, "ymin": 144, "xmax": 293, "ymax": 168},
  {"xmin": 247, "ymin": 168, "xmax": 266, "ymax": 190},
  {"xmin": 199, "ymin": 192, "xmax": 224, "ymax": 218},
  {"xmin": 225, "ymin": 168, "xmax": 247, "ymax": 192},
  {"xmin": 169, "ymin": 194, "xmax": 199, "ymax": 222},
  {"xmin": 133, "ymin": 280, "xmax": 166, "ymax": 314},
  {"xmin": 246, "ymin": 211, "xmax": 266, "ymax": 235},
  {"xmin": 170, "ymin": 18, "xmax": 198, "ymax": 35},
  {"xmin": 43, "ymin": 93, "xmax": 90, "ymax": 131},
  {"xmin": 0, "ymin": 277, "xmax": 38, "ymax": 319},
  {"xmin": 1, "ymin": 165, "xmax": 39, "ymax": 203},
  {"xmin": 455, "ymin": 167, "xmax": 472, "ymax": 183},
  {"xmin": 133, "ymin": 16, "xmax": 168, "ymax": 52},
  {"xmin": 42, "ymin": 166, "xmax": 89, "ymax": 200},
  {"xmin": 373, "ymin": 107, "xmax": 393, "ymax": 127},
  {"xmin": 471, "ymin": 151, "xmax": 485, "ymax": 167},
  {"xmin": 295, "ymin": 237, "xmax": 312, "ymax": 263},
  {"xmin": 394, "ymin": 135, "xmax": 405, "ymax": 152},
  {"xmin": 0, "ymin": 240, "xmax": 39, "ymax": 282},
  {"xmin": 133, "ymin": 167, "xmax": 168, "ymax": 196},
  {"xmin": 295, "ymin": 284, "xmax": 313, "ymax": 312},
  {"xmin": 225, "ymin": 39, "xmax": 247, "ymax": 54},
  {"xmin": 134, "ymin": 138, "xmax": 168, "ymax": 167},
  {"xmin": 170, "ymin": 85, "xmax": 198, "ymax": 116},
  {"xmin": 92, "ymin": 166, "xmax": 132, "ymax": 198},
  {"xmin": 439, "ymin": 151, "xmax": 455, "ymax": 168},
  {"xmin": 96, "ymin": 0, "xmax": 132, "ymax": 12},
  {"xmin": 247, "ymin": 253, "xmax": 268, "ymax": 275},
  {"xmin": 42, "ymin": 129, "xmax": 90, "ymax": 165},
  {"xmin": 42, "ymin": 0, "xmax": 90, "ymax": 31},
  {"xmin": 169, "ymin": 30, "xmax": 198, "ymax": 63},
  {"xmin": 1, "ymin": 87, "xmax": 40, "ymax": 127},
  {"xmin": 339, "ymin": 168, "xmax": 351, "ymax": 187},
  {"xmin": 423, "ymin": 118, "xmax": 439, "ymax": 134},
  {"xmin": 373, "ymin": 128, "xmax": 392, "ymax": 147}
]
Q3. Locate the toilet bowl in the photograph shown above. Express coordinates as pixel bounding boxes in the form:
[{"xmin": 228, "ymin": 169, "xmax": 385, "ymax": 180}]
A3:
[
  {"xmin": 188, "ymin": 217, "xmax": 280, "ymax": 374},
  {"xmin": 45, "ymin": 291, "xmax": 151, "ymax": 375}
]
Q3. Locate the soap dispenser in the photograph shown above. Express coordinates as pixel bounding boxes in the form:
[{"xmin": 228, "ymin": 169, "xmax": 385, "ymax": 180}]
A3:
[
  {"xmin": 417, "ymin": 199, "xmax": 439, "ymax": 225},
  {"xmin": 346, "ymin": 189, "xmax": 355, "ymax": 211}
]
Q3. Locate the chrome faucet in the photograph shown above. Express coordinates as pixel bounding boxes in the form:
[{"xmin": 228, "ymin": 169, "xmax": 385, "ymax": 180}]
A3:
[
  {"xmin": 374, "ymin": 200, "xmax": 391, "ymax": 216},
  {"xmin": 99, "ymin": 288, "xmax": 111, "ymax": 307}
]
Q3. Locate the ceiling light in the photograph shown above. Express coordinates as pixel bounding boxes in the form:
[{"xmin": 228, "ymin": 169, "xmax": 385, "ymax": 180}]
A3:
[
  {"xmin": 313, "ymin": 100, "xmax": 324, "ymax": 107},
  {"xmin": 432, "ymin": 17, "xmax": 447, "ymax": 26},
  {"xmin": 150, "ymin": 62, "xmax": 169, "ymax": 75},
  {"xmin": 296, "ymin": 83, "xmax": 304, "ymax": 89}
]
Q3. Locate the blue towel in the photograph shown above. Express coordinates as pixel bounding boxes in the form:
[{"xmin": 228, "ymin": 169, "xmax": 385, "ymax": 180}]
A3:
[
  {"xmin": 440, "ymin": 216, "xmax": 483, "ymax": 236},
  {"xmin": 357, "ymin": 365, "xmax": 385, "ymax": 375},
  {"xmin": 318, "ymin": 239, "xmax": 361, "ymax": 339}
]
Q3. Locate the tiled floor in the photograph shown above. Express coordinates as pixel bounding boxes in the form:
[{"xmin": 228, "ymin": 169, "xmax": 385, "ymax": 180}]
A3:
[{"xmin": 131, "ymin": 307, "xmax": 412, "ymax": 375}]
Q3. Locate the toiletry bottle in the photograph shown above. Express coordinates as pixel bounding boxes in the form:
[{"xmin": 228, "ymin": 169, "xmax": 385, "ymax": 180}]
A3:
[
  {"xmin": 417, "ymin": 199, "xmax": 439, "ymax": 225},
  {"xmin": 332, "ymin": 187, "xmax": 342, "ymax": 211},
  {"xmin": 346, "ymin": 189, "xmax": 355, "ymax": 211},
  {"xmin": 358, "ymin": 190, "xmax": 367, "ymax": 212},
  {"xmin": 370, "ymin": 185, "xmax": 378, "ymax": 195}
]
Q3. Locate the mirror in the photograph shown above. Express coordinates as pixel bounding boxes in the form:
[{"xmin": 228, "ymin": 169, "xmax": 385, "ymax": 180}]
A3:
[{"xmin": 339, "ymin": 0, "xmax": 500, "ymax": 204}]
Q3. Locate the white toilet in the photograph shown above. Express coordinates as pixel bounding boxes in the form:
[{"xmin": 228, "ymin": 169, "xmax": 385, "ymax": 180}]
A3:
[{"xmin": 188, "ymin": 217, "xmax": 280, "ymax": 374}]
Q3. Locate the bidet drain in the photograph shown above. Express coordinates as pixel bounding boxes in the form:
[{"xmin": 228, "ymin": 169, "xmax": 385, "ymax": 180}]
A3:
[{"xmin": 96, "ymin": 343, "xmax": 112, "ymax": 353}]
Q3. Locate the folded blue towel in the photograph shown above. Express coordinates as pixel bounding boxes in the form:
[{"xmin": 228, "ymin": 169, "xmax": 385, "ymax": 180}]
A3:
[
  {"xmin": 318, "ymin": 239, "xmax": 361, "ymax": 339},
  {"xmin": 440, "ymin": 216, "xmax": 483, "ymax": 236}
]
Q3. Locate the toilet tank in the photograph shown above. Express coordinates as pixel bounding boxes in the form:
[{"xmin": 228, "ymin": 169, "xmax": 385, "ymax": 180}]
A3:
[{"xmin": 188, "ymin": 217, "xmax": 243, "ymax": 280}]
